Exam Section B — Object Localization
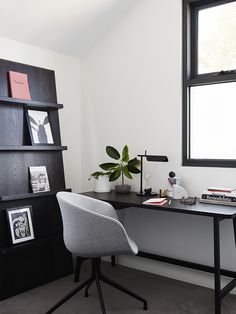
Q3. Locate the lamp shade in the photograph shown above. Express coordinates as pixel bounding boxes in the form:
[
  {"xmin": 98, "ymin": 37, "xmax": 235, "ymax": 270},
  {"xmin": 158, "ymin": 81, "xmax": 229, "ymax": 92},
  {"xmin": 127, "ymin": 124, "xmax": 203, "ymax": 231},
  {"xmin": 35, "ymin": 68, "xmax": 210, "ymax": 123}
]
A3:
[{"xmin": 145, "ymin": 155, "xmax": 168, "ymax": 162}]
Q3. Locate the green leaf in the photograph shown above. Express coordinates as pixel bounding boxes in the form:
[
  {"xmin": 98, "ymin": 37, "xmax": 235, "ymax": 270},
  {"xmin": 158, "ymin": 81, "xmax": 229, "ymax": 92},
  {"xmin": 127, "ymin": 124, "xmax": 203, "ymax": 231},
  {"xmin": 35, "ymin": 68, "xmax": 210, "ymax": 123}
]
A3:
[
  {"xmin": 128, "ymin": 158, "xmax": 141, "ymax": 168},
  {"xmin": 109, "ymin": 169, "xmax": 121, "ymax": 181},
  {"xmin": 99, "ymin": 162, "xmax": 118, "ymax": 171},
  {"xmin": 122, "ymin": 145, "xmax": 129, "ymax": 162},
  {"xmin": 122, "ymin": 166, "xmax": 133, "ymax": 179},
  {"xmin": 89, "ymin": 171, "xmax": 108, "ymax": 180},
  {"xmin": 127, "ymin": 165, "xmax": 141, "ymax": 174},
  {"xmin": 106, "ymin": 146, "xmax": 120, "ymax": 160}
]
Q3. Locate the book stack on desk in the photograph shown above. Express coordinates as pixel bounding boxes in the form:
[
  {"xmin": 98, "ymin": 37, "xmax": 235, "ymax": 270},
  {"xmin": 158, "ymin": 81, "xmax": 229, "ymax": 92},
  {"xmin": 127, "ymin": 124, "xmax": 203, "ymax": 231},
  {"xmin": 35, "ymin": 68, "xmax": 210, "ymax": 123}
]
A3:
[
  {"xmin": 143, "ymin": 198, "xmax": 167, "ymax": 206},
  {"xmin": 199, "ymin": 187, "xmax": 236, "ymax": 207}
]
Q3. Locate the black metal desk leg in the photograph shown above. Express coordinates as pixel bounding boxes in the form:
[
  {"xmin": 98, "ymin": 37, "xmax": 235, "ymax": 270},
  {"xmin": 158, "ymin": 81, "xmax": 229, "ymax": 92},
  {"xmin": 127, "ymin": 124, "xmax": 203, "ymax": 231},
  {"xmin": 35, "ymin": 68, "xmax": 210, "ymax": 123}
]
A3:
[
  {"xmin": 233, "ymin": 218, "xmax": 236, "ymax": 246},
  {"xmin": 214, "ymin": 217, "xmax": 221, "ymax": 314},
  {"xmin": 111, "ymin": 255, "xmax": 116, "ymax": 267}
]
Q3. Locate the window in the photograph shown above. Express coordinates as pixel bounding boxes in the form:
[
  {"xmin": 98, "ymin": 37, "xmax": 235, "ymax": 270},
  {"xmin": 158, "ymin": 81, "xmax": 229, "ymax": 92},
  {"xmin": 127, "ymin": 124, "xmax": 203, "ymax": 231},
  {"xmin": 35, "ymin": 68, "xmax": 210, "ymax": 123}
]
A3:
[{"xmin": 183, "ymin": 0, "xmax": 236, "ymax": 167}]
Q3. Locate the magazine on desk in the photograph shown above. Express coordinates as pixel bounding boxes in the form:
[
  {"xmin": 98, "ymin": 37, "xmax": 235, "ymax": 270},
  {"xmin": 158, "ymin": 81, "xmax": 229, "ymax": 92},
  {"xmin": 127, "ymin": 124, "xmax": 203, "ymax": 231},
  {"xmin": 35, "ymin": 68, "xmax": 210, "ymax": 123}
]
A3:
[{"xmin": 143, "ymin": 198, "xmax": 167, "ymax": 206}]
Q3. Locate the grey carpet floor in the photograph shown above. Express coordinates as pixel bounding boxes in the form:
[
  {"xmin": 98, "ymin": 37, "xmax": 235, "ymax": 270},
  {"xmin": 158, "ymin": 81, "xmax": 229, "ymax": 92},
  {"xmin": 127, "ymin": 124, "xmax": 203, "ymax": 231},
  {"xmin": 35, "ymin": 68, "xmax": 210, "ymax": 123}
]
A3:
[{"xmin": 1, "ymin": 261, "xmax": 236, "ymax": 314}]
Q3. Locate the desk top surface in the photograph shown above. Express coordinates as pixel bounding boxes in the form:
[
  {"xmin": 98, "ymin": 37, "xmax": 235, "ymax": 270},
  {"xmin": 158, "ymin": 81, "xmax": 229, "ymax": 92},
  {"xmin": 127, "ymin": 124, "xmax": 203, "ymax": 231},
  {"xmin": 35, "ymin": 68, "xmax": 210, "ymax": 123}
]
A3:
[{"xmin": 82, "ymin": 191, "xmax": 236, "ymax": 219}]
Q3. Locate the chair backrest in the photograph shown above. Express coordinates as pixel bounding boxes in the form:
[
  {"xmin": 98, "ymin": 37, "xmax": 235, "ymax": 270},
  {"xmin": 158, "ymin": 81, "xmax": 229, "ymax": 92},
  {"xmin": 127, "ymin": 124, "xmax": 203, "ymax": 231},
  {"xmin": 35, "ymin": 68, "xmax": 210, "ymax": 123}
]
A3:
[{"xmin": 56, "ymin": 192, "xmax": 138, "ymax": 258}]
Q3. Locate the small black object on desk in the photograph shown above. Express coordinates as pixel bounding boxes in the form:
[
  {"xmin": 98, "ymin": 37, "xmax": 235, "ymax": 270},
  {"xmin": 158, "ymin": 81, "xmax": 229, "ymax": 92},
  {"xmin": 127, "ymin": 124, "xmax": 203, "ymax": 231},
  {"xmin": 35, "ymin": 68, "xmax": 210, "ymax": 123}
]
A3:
[
  {"xmin": 137, "ymin": 150, "xmax": 168, "ymax": 196},
  {"xmin": 181, "ymin": 197, "xmax": 196, "ymax": 205}
]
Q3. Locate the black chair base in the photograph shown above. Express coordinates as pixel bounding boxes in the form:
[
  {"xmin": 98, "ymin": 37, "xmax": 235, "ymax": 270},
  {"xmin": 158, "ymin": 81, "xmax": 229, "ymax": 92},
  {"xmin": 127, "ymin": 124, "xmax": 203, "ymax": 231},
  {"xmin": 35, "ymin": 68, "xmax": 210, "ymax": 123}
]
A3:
[
  {"xmin": 46, "ymin": 258, "xmax": 148, "ymax": 314},
  {"xmin": 74, "ymin": 256, "xmax": 87, "ymax": 282},
  {"xmin": 74, "ymin": 255, "xmax": 116, "ymax": 282}
]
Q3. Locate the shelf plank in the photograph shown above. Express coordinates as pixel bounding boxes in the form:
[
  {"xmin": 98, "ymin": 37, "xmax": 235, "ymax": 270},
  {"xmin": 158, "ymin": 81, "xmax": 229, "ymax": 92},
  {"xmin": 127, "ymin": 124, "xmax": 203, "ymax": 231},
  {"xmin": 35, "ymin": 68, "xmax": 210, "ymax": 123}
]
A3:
[
  {"xmin": 0, "ymin": 234, "xmax": 63, "ymax": 255},
  {"xmin": 0, "ymin": 188, "xmax": 72, "ymax": 201},
  {"xmin": 0, "ymin": 145, "xmax": 67, "ymax": 151},
  {"xmin": 0, "ymin": 96, "xmax": 63, "ymax": 110}
]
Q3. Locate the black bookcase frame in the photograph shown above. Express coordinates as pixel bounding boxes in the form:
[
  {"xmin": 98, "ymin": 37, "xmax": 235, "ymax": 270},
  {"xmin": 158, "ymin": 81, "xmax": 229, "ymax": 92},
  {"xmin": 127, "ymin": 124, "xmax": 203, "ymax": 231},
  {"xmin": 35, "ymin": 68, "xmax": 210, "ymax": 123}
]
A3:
[{"xmin": 0, "ymin": 59, "xmax": 73, "ymax": 301}]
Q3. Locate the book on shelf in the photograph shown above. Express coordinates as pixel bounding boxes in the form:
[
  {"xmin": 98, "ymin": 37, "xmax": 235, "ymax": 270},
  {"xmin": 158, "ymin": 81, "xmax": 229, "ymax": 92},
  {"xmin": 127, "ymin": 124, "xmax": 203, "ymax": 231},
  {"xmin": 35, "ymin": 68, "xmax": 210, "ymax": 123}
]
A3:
[
  {"xmin": 8, "ymin": 71, "xmax": 31, "ymax": 100},
  {"xmin": 199, "ymin": 198, "xmax": 236, "ymax": 207},
  {"xmin": 29, "ymin": 166, "xmax": 50, "ymax": 193},
  {"xmin": 143, "ymin": 198, "xmax": 167, "ymax": 206}
]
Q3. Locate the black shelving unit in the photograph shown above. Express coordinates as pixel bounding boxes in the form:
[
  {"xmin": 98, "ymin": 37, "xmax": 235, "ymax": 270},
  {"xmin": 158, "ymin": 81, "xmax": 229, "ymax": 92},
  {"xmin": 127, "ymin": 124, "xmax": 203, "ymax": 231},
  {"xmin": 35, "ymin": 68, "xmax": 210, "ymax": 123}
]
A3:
[
  {"xmin": 0, "ymin": 145, "xmax": 67, "ymax": 151},
  {"xmin": 0, "ymin": 96, "xmax": 63, "ymax": 109},
  {"xmin": 0, "ymin": 188, "xmax": 72, "ymax": 201},
  {"xmin": 0, "ymin": 58, "xmax": 73, "ymax": 301},
  {"xmin": 0, "ymin": 235, "xmax": 62, "ymax": 255}
]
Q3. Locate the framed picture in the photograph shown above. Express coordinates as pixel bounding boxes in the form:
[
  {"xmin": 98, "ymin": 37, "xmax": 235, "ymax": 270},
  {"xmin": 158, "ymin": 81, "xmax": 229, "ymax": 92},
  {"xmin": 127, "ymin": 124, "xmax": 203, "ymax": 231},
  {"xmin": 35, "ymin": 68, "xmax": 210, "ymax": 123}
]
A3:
[
  {"xmin": 29, "ymin": 166, "xmax": 50, "ymax": 193},
  {"xmin": 6, "ymin": 206, "xmax": 35, "ymax": 244},
  {"xmin": 26, "ymin": 109, "xmax": 54, "ymax": 145}
]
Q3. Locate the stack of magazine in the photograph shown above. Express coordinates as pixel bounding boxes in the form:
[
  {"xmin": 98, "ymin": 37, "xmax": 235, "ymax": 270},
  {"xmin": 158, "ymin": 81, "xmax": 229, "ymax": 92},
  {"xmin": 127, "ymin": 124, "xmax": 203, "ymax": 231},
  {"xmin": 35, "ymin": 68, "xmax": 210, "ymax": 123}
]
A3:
[{"xmin": 199, "ymin": 187, "xmax": 236, "ymax": 207}]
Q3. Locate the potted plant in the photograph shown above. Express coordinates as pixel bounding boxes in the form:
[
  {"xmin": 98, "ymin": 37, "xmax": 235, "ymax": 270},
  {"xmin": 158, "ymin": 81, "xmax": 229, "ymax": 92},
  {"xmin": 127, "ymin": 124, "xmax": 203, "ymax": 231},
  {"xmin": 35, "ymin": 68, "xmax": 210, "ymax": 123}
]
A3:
[
  {"xmin": 99, "ymin": 145, "xmax": 141, "ymax": 193},
  {"xmin": 89, "ymin": 171, "xmax": 111, "ymax": 193}
]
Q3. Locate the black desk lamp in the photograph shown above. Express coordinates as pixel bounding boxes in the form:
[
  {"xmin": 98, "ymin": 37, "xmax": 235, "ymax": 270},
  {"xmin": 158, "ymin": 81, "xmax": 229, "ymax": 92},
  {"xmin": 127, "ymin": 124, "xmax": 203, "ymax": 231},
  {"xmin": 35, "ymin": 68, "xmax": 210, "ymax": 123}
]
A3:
[{"xmin": 137, "ymin": 150, "xmax": 168, "ymax": 196}]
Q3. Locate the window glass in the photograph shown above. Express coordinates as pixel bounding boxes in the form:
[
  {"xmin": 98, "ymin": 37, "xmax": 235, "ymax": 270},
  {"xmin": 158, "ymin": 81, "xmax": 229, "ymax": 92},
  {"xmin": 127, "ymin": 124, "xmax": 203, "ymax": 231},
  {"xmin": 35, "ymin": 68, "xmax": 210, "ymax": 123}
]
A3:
[
  {"xmin": 198, "ymin": 1, "xmax": 236, "ymax": 74},
  {"xmin": 190, "ymin": 82, "xmax": 236, "ymax": 159}
]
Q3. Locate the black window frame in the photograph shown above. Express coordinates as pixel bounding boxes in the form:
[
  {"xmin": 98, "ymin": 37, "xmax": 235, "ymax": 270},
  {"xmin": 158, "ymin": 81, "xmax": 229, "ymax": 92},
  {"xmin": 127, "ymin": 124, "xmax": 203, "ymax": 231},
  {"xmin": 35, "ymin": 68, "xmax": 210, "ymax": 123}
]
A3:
[{"xmin": 183, "ymin": 0, "xmax": 236, "ymax": 168}]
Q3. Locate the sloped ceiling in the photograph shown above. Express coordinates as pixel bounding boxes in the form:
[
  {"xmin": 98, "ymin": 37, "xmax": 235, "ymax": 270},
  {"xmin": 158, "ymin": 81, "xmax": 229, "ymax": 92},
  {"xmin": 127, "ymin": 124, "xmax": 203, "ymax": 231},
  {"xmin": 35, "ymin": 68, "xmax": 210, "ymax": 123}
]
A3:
[{"xmin": 0, "ymin": 0, "xmax": 137, "ymax": 57}]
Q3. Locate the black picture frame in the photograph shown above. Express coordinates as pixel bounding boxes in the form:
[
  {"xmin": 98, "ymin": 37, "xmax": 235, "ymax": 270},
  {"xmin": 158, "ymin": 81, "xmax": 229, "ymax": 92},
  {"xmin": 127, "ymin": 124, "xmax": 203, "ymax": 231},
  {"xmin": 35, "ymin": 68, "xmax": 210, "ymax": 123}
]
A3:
[
  {"xmin": 26, "ymin": 109, "xmax": 54, "ymax": 145},
  {"xmin": 6, "ymin": 206, "xmax": 35, "ymax": 244}
]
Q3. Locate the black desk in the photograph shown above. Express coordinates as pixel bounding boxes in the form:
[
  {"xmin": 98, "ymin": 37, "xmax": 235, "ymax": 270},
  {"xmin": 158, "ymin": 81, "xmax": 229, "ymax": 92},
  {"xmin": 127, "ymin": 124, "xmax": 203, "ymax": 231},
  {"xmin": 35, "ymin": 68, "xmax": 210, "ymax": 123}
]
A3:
[{"xmin": 82, "ymin": 191, "xmax": 236, "ymax": 314}]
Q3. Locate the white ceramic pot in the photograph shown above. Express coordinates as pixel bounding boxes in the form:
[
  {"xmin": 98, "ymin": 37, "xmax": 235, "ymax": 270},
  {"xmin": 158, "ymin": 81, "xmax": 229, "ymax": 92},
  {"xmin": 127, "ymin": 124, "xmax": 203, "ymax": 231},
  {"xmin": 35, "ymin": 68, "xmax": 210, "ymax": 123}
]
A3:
[{"xmin": 94, "ymin": 175, "xmax": 111, "ymax": 193}]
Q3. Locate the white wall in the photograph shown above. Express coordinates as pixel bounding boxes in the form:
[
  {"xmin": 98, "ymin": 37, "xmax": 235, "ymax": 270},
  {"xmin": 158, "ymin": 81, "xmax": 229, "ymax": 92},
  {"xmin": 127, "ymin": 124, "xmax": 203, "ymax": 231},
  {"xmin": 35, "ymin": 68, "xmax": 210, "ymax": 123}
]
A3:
[
  {"xmin": 82, "ymin": 0, "xmax": 236, "ymax": 291},
  {"xmin": 0, "ymin": 36, "xmax": 82, "ymax": 192}
]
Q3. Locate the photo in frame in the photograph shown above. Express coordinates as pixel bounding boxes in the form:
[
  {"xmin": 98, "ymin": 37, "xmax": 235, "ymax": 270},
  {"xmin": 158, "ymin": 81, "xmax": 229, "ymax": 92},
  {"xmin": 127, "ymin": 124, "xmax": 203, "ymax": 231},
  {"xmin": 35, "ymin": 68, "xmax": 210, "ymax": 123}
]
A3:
[
  {"xmin": 26, "ymin": 109, "xmax": 54, "ymax": 145},
  {"xmin": 6, "ymin": 206, "xmax": 35, "ymax": 244},
  {"xmin": 29, "ymin": 166, "xmax": 50, "ymax": 193}
]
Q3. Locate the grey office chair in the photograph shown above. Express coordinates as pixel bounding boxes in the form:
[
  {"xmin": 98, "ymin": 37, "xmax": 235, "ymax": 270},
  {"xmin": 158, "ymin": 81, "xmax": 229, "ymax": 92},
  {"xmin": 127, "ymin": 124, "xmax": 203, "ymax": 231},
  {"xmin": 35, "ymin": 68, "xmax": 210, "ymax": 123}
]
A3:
[{"xmin": 46, "ymin": 192, "xmax": 147, "ymax": 314}]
